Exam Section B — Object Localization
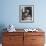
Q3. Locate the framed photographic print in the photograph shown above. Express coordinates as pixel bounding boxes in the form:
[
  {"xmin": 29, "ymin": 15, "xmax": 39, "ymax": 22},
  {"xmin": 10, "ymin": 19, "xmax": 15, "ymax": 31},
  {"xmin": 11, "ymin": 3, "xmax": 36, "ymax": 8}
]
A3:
[{"xmin": 19, "ymin": 5, "xmax": 34, "ymax": 23}]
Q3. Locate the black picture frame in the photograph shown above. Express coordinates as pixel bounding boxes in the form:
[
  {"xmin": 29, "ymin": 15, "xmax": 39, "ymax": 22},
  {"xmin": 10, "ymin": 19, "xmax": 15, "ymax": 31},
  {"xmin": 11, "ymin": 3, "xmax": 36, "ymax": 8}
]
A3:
[{"xmin": 19, "ymin": 5, "xmax": 34, "ymax": 23}]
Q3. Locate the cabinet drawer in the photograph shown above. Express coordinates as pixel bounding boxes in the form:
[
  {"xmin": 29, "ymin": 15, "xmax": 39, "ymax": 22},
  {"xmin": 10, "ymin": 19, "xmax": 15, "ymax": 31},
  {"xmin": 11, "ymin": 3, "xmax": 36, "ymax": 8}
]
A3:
[
  {"xmin": 32, "ymin": 36, "xmax": 44, "ymax": 44},
  {"xmin": 32, "ymin": 44, "xmax": 44, "ymax": 46},
  {"xmin": 3, "ymin": 32, "xmax": 23, "ymax": 36},
  {"xmin": 3, "ymin": 44, "xmax": 15, "ymax": 46},
  {"xmin": 3, "ymin": 43, "xmax": 23, "ymax": 46},
  {"xmin": 24, "ymin": 32, "xmax": 44, "ymax": 36},
  {"xmin": 3, "ymin": 36, "xmax": 23, "ymax": 44}
]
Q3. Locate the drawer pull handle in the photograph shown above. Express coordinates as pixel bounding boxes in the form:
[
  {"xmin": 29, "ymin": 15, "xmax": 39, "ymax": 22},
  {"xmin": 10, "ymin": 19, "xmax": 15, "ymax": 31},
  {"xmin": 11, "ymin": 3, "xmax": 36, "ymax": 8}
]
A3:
[{"xmin": 32, "ymin": 39, "xmax": 36, "ymax": 40}]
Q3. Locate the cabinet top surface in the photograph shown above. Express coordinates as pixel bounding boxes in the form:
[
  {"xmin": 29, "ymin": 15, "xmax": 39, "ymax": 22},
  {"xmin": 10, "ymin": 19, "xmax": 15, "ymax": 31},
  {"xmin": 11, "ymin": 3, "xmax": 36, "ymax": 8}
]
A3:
[{"xmin": 4, "ymin": 29, "xmax": 44, "ymax": 32}]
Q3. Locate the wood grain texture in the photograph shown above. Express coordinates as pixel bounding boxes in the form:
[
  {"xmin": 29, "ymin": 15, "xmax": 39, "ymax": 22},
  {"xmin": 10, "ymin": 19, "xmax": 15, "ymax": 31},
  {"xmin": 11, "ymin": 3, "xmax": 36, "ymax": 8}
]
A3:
[
  {"xmin": 2, "ymin": 32, "xmax": 45, "ymax": 46},
  {"xmin": 2, "ymin": 32, "xmax": 23, "ymax": 46},
  {"xmin": 24, "ymin": 32, "xmax": 45, "ymax": 46}
]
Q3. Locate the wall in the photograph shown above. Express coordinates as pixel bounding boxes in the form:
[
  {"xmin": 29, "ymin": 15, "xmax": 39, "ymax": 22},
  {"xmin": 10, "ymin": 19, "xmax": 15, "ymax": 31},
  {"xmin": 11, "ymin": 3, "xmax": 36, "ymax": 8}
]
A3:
[
  {"xmin": 0, "ymin": 0, "xmax": 46, "ymax": 29},
  {"xmin": 0, "ymin": 0, "xmax": 46, "ymax": 44}
]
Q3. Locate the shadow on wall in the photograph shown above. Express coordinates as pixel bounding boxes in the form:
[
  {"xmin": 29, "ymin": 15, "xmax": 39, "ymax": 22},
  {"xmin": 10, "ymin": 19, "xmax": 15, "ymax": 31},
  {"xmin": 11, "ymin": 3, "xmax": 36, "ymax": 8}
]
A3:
[{"xmin": 0, "ymin": 24, "xmax": 7, "ymax": 43}]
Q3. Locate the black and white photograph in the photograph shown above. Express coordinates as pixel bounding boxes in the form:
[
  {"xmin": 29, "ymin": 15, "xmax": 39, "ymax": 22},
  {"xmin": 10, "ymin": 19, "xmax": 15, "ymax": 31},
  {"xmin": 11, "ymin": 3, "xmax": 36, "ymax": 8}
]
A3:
[{"xmin": 19, "ymin": 5, "xmax": 34, "ymax": 23}]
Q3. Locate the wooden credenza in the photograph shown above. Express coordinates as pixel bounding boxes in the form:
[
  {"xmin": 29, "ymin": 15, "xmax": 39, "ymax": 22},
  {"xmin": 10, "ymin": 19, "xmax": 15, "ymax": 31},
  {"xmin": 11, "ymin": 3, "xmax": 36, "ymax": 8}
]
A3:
[{"xmin": 2, "ymin": 32, "xmax": 45, "ymax": 46}]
